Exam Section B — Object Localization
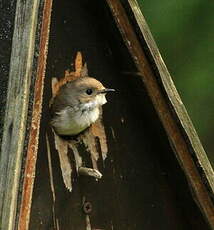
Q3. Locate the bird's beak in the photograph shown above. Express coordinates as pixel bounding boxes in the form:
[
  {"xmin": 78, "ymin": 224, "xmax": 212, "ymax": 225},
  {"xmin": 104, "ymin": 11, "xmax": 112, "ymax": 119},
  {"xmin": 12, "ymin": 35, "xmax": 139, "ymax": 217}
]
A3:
[{"xmin": 98, "ymin": 88, "xmax": 115, "ymax": 94}]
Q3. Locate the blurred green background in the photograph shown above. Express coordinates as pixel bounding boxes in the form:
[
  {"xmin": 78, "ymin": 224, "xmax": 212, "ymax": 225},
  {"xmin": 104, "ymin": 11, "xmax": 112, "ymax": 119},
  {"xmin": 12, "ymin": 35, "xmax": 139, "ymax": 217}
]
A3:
[{"xmin": 137, "ymin": 0, "xmax": 214, "ymax": 167}]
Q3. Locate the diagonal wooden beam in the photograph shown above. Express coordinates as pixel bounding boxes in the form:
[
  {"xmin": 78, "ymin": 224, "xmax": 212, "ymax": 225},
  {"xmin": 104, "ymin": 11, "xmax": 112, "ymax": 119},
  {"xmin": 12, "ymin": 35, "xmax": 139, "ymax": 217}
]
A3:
[{"xmin": 105, "ymin": 0, "xmax": 214, "ymax": 228}]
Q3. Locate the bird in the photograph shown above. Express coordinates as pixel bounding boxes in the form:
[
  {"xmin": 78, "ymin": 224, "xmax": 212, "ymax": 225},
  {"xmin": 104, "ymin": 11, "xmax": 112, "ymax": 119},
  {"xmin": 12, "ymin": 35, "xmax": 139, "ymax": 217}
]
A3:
[{"xmin": 50, "ymin": 76, "xmax": 115, "ymax": 136}]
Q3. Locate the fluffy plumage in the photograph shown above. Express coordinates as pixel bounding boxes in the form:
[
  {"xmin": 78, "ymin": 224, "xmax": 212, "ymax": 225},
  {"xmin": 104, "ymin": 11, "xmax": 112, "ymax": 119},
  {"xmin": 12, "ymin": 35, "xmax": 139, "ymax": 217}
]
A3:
[{"xmin": 50, "ymin": 77, "xmax": 113, "ymax": 136}]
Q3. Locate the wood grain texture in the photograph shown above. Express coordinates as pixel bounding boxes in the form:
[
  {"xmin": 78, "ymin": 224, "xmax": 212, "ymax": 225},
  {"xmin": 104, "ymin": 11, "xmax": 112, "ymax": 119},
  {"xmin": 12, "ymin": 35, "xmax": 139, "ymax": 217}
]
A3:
[
  {"xmin": 1, "ymin": 0, "xmax": 213, "ymax": 229},
  {"xmin": 48, "ymin": 52, "xmax": 108, "ymax": 193},
  {"xmin": 0, "ymin": 0, "xmax": 16, "ymax": 147},
  {"xmin": 27, "ymin": 0, "xmax": 213, "ymax": 229},
  {"xmin": 0, "ymin": 0, "xmax": 41, "ymax": 229},
  {"xmin": 17, "ymin": 0, "xmax": 53, "ymax": 229},
  {"xmin": 106, "ymin": 0, "xmax": 214, "ymax": 227},
  {"xmin": 128, "ymin": 0, "xmax": 214, "ymax": 196}
]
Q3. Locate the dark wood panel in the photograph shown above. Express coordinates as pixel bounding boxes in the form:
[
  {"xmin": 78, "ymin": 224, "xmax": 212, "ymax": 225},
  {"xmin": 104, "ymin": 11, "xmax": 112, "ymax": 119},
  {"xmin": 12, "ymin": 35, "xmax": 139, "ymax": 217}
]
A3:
[{"xmin": 29, "ymin": 0, "xmax": 212, "ymax": 229}]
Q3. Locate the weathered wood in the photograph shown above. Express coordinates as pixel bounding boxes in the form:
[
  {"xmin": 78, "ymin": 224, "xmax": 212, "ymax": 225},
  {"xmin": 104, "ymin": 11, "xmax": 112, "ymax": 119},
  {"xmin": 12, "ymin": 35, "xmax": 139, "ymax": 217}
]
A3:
[
  {"xmin": 0, "ymin": 0, "xmax": 41, "ymax": 229},
  {"xmin": 1, "ymin": 0, "xmax": 209, "ymax": 228},
  {"xmin": 17, "ymin": 0, "xmax": 53, "ymax": 229},
  {"xmin": 28, "ymin": 0, "xmax": 213, "ymax": 229},
  {"xmin": 128, "ymin": 0, "xmax": 214, "ymax": 196},
  {"xmin": 106, "ymin": 0, "xmax": 214, "ymax": 227},
  {"xmin": 50, "ymin": 53, "xmax": 108, "ymax": 193},
  {"xmin": 0, "ymin": 0, "xmax": 16, "ymax": 146}
]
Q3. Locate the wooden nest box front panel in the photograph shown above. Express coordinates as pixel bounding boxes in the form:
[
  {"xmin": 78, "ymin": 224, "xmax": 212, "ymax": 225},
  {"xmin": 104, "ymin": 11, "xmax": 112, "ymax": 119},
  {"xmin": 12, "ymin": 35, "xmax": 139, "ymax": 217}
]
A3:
[{"xmin": 0, "ymin": 0, "xmax": 213, "ymax": 230}]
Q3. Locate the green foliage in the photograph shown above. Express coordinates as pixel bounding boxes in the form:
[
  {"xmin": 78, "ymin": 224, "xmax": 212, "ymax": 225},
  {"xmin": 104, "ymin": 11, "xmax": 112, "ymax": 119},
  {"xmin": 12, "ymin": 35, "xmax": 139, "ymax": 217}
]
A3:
[{"xmin": 138, "ymin": 0, "xmax": 214, "ymax": 165}]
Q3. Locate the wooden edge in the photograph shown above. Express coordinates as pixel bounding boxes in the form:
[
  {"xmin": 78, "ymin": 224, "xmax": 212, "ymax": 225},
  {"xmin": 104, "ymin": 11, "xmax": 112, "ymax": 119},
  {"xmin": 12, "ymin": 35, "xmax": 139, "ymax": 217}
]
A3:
[
  {"xmin": 17, "ymin": 0, "xmax": 53, "ymax": 229},
  {"xmin": 0, "ymin": 0, "xmax": 41, "ymax": 229},
  {"xmin": 128, "ymin": 0, "xmax": 214, "ymax": 196},
  {"xmin": 75, "ymin": 51, "xmax": 83, "ymax": 77},
  {"xmin": 105, "ymin": 0, "xmax": 214, "ymax": 228}
]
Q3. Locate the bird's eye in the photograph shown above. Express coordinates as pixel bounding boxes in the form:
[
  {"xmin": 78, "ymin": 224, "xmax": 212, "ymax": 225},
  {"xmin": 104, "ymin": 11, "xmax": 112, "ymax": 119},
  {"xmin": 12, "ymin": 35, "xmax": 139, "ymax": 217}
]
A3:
[{"xmin": 86, "ymin": 88, "xmax": 93, "ymax": 95}]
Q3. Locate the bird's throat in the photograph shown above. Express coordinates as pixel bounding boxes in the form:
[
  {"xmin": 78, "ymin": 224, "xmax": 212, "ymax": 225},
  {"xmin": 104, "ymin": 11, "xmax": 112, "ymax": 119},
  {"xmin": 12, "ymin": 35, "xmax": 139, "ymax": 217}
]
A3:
[{"xmin": 51, "ymin": 95, "xmax": 107, "ymax": 136}]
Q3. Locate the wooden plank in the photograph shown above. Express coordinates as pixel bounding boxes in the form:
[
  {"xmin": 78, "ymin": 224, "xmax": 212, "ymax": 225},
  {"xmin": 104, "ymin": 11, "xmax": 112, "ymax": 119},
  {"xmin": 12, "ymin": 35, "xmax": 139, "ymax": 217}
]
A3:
[
  {"xmin": 128, "ymin": 0, "xmax": 214, "ymax": 196},
  {"xmin": 17, "ymin": 0, "xmax": 53, "ymax": 229},
  {"xmin": 105, "ymin": 0, "xmax": 214, "ymax": 228},
  {"xmin": 0, "ymin": 0, "xmax": 41, "ymax": 229},
  {"xmin": 28, "ymin": 0, "xmax": 212, "ymax": 229},
  {"xmin": 0, "ymin": 0, "xmax": 16, "ymax": 146},
  {"xmin": 1, "ymin": 0, "xmax": 212, "ymax": 229}
]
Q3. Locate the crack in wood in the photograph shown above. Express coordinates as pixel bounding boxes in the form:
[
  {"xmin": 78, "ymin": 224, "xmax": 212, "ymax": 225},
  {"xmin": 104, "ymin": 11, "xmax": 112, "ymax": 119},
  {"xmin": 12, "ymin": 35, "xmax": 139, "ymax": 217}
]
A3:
[{"xmin": 49, "ymin": 52, "xmax": 109, "ymax": 191}]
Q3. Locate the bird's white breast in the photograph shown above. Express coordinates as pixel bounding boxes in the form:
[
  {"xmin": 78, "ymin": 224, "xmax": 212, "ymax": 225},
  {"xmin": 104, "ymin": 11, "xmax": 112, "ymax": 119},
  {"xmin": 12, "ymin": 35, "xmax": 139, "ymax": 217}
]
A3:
[{"xmin": 52, "ymin": 94, "xmax": 107, "ymax": 135}]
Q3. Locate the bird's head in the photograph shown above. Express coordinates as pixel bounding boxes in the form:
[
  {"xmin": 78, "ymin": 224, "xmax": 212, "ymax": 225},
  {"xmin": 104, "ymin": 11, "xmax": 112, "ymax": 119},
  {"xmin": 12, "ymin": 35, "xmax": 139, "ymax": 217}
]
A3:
[{"xmin": 66, "ymin": 77, "xmax": 115, "ymax": 106}]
